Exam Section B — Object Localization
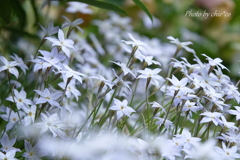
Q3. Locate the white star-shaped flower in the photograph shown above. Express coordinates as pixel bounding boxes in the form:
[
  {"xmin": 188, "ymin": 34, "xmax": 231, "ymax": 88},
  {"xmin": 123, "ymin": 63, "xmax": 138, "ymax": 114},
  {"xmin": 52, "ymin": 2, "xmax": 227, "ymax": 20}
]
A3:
[
  {"xmin": 167, "ymin": 36, "xmax": 195, "ymax": 54},
  {"xmin": 122, "ymin": 33, "xmax": 147, "ymax": 55},
  {"xmin": 109, "ymin": 99, "xmax": 135, "ymax": 120},
  {"xmin": 34, "ymin": 88, "xmax": 62, "ymax": 108},
  {"xmin": 0, "ymin": 56, "xmax": 19, "ymax": 78},
  {"xmin": 45, "ymin": 29, "xmax": 75, "ymax": 57},
  {"xmin": 6, "ymin": 89, "xmax": 32, "ymax": 110},
  {"xmin": 59, "ymin": 63, "xmax": 86, "ymax": 84}
]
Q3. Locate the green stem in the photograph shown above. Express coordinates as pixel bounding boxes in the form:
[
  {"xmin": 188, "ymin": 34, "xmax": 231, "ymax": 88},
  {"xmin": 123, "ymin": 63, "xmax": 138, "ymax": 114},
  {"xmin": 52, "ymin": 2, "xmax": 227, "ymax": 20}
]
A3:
[
  {"xmin": 129, "ymin": 102, "xmax": 172, "ymax": 136},
  {"xmin": 200, "ymin": 122, "xmax": 212, "ymax": 139},
  {"xmin": 193, "ymin": 111, "xmax": 204, "ymax": 137},
  {"xmin": 66, "ymin": 27, "xmax": 73, "ymax": 38},
  {"xmin": 161, "ymin": 46, "xmax": 181, "ymax": 106},
  {"xmin": 33, "ymin": 38, "xmax": 46, "ymax": 60},
  {"xmin": 174, "ymin": 99, "xmax": 187, "ymax": 135},
  {"xmin": 213, "ymin": 125, "xmax": 219, "ymax": 137},
  {"xmin": 145, "ymin": 78, "xmax": 150, "ymax": 129},
  {"xmin": 74, "ymin": 108, "xmax": 97, "ymax": 138},
  {"xmin": 37, "ymin": 103, "xmax": 47, "ymax": 118},
  {"xmin": 90, "ymin": 99, "xmax": 104, "ymax": 127},
  {"xmin": 180, "ymin": 111, "xmax": 189, "ymax": 134},
  {"xmin": 126, "ymin": 45, "xmax": 138, "ymax": 67},
  {"xmin": 108, "ymin": 111, "xmax": 114, "ymax": 130},
  {"xmin": 159, "ymin": 91, "xmax": 177, "ymax": 132},
  {"xmin": 174, "ymin": 103, "xmax": 181, "ymax": 135},
  {"xmin": 98, "ymin": 88, "xmax": 118, "ymax": 126},
  {"xmin": 130, "ymin": 79, "xmax": 139, "ymax": 106}
]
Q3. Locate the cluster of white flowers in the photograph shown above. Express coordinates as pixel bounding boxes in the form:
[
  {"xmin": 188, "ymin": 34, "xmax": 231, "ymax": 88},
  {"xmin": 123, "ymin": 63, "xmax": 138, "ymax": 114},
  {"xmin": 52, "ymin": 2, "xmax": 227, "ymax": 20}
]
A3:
[{"xmin": 0, "ymin": 2, "xmax": 240, "ymax": 160}]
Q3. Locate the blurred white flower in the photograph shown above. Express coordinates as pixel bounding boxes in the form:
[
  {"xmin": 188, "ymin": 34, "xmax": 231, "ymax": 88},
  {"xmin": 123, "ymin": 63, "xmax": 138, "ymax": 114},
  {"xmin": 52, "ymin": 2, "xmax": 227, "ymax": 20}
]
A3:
[
  {"xmin": 38, "ymin": 21, "xmax": 59, "ymax": 37},
  {"xmin": 89, "ymin": 33, "xmax": 105, "ymax": 55},
  {"xmin": 35, "ymin": 113, "xmax": 66, "ymax": 138},
  {"xmin": 61, "ymin": 16, "xmax": 84, "ymax": 34},
  {"xmin": 215, "ymin": 142, "xmax": 240, "ymax": 160},
  {"xmin": 66, "ymin": 2, "xmax": 93, "ymax": 14},
  {"xmin": 155, "ymin": 117, "xmax": 174, "ymax": 129},
  {"xmin": 139, "ymin": 12, "xmax": 161, "ymax": 29},
  {"xmin": 216, "ymin": 129, "xmax": 240, "ymax": 144},
  {"xmin": 183, "ymin": 139, "xmax": 220, "ymax": 160},
  {"xmin": 110, "ymin": 61, "xmax": 135, "ymax": 78},
  {"xmin": 23, "ymin": 140, "xmax": 47, "ymax": 160}
]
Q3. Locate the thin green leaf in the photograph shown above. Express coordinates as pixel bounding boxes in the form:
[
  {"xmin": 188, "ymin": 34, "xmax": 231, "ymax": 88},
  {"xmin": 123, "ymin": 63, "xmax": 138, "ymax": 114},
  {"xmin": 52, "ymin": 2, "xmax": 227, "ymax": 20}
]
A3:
[
  {"xmin": 104, "ymin": 0, "xmax": 126, "ymax": 6},
  {"xmin": 132, "ymin": 0, "xmax": 153, "ymax": 22},
  {"xmin": 0, "ymin": 26, "xmax": 39, "ymax": 38},
  {"xmin": 0, "ymin": 0, "xmax": 12, "ymax": 24},
  {"xmin": 30, "ymin": 0, "xmax": 39, "ymax": 26},
  {"xmin": 64, "ymin": 0, "xmax": 127, "ymax": 15},
  {"xmin": 10, "ymin": 0, "xmax": 27, "ymax": 29}
]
